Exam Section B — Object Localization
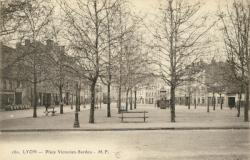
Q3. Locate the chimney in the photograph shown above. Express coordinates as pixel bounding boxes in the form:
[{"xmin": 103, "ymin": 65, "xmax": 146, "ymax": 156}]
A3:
[
  {"xmin": 46, "ymin": 39, "xmax": 53, "ymax": 48},
  {"xmin": 25, "ymin": 39, "xmax": 30, "ymax": 46}
]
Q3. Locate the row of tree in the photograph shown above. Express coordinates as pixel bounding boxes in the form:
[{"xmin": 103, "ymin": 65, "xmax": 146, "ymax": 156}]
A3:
[
  {"xmin": 1, "ymin": 0, "xmax": 249, "ymax": 123},
  {"xmin": 1, "ymin": 0, "xmax": 152, "ymax": 123},
  {"xmin": 147, "ymin": 0, "xmax": 249, "ymax": 122}
]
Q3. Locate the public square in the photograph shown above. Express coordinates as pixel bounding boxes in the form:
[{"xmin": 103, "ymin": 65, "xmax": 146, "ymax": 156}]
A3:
[
  {"xmin": 0, "ymin": 104, "xmax": 249, "ymax": 130},
  {"xmin": 1, "ymin": 0, "xmax": 250, "ymax": 159},
  {"xmin": 0, "ymin": 104, "xmax": 250, "ymax": 160}
]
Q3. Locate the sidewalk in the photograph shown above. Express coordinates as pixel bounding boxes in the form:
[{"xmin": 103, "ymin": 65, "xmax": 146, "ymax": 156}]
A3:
[{"xmin": 0, "ymin": 104, "xmax": 249, "ymax": 131}]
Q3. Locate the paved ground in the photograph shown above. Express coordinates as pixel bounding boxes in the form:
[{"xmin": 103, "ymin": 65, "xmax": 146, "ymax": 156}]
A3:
[
  {"xmin": 0, "ymin": 104, "xmax": 249, "ymax": 130},
  {"xmin": 0, "ymin": 130, "xmax": 249, "ymax": 160},
  {"xmin": 1, "ymin": 104, "xmax": 249, "ymax": 160},
  {"xmin": 0, "ymin": 104, "xmax": 84, "ymax": 121}
]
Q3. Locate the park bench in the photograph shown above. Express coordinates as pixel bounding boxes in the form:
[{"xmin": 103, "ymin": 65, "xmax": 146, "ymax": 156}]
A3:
[
  {"xmin": 44, "ymin": 106, "xmax": 56, "ymax": 116},
  {"xmin": 119, "ymin": 111, "xmax": 149, "ymax": 123}
]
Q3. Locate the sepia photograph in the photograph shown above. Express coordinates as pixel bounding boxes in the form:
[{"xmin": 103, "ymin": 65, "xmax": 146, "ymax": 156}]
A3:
[{"xmin": 0, "ymin": 0, "xmax": 250, "ymax": 159}]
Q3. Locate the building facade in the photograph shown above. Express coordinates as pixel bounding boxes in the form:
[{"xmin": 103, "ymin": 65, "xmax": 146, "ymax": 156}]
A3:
[
  {"xmin": 175, "ymin": 59, "xmax": 246, "ymax": 108},
  {"xmin": 0, "ymin": 40, "xmax": 88, "ymax": 110}
]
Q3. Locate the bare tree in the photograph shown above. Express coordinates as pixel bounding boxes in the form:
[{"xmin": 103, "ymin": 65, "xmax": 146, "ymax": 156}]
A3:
[
  {"xmin": 15, "ymin": 0, "xmax": 53, "ymax": 118},
  {"xmin": 60, "ymin": 0, "xmax": 119, "ymax": 123},
  {"xmin": 218, "ymin": 0, "xmax": 249, "ymax": 122},
  {"xmin": 0, "ymin": 0, "xmax": 37, "ymax": 71},
  {"xmin": 204, "ymin": 60, "xmax": 227, "ymax": 111},
  {"xmin": 122, "ymin": 33, "xmax": 152, "ymax": 111},
  {"xmin": 0, "ymin": 0, "xmax": 27, "ymax": 37},
  {"xmin": 99, "ymin": 0, "xmax": 121, "ymax": 117},
  {"xmin": 115, "ymin": 1, "xmax": 142, "ymax": 113},
  {"xmin": 45, "ymin": 22, "xmax": 68, "ymax": 114},
  {"xmin": 151, "ymin": 0, "xmax": 214, "ymax": 122}
]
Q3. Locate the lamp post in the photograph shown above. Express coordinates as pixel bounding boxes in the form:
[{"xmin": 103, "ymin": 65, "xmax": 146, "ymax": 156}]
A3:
[{"xmin": 73, "ymin": 83, "xmax": 80, "ymax": 128}]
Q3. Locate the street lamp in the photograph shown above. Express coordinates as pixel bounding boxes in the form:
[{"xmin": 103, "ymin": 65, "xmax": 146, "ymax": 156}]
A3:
[{"xmin": 73, "ymin": 83, "xmax": 80, "ymax": 128}]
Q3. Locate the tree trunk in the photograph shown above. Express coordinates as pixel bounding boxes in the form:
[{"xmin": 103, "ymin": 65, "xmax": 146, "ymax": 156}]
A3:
[
  {"xmin": 244, "ymin": 83, "xmax": 249, "ymax": 122},
  {"xmin": 107, "ymin": 82, "xmax": 111, "ymax": 117},
  {"xmin": 220, "ymin": 93, "xmax": 222, "ymax": 110},
  {"xmin": 99, "ymin": 93, "xmax": 101, "ymax": 109},
  {"xmin": 213, "ymin": 92, "xmax": 215, "ymax": 110},
  {"xmin": 118, "ymin": 4, "xmax": 123, "ymax": 114},
  {"xmin": 83, "ymin": 90, "xmax": 86, "ymax": 108},
  {"xmin": 89, "ymin": 82, "xmax": 96, "ymax": 123},
  {"xmin": 106, "ymin": 7, "xmax": 112, "ymax": 117},
  {"xmin": 185, "ymin": 94, "xmax": 187, "ymax": 106},
  {"xmin": 194, "ymin": 98, "xmax": 197, "ymax": 109},
  {"xmin": 59, "ymin": 85, "xmax": 63, "ymax": 114},
  {"xmin": 207, "ymin": 97, "xmax": 210, "ymax": 113},
  {"xmin": 188, "ymin": 93, "xmax": 191, "ymax": 110},
  {"xmin": 130, "ymin": 89, "xmax": 133, "ymax": 110},
  {"xmin": 134, "ymin": 89, "xmax": 137, "ymax": 109},
  {"xmin": 33, "ymin": 50, "xmax": 37, "ymax": 118},
  {"xmin": 118, "ymin": 84, "xmax": 121, "ymax": 114},
  {"xmin": 71, "ymin": 94, "xmax": 73, "ymax": 109},
  {"xmin": 170, "ymin": 85, "xmax": 175, "ymax": 122},
  {"xmin": 237, "ymin": 91, "xmax": 241, "ymax": 117},
  {"xmin": 125, "ymin": 89, "xmax": 129, "ymax": 111},
  {"xmin": 33, "ymin": 81, "xmax": 37, "ymax": 118}
]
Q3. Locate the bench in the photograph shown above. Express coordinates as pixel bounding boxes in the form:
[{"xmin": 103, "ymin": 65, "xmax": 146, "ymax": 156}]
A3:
[
  {"xmin": 44, "ymin": 106, "xmax": 56, "ymax": 116},
  {"xmin": 119, "ymin": 111, "xmax": 149, "ymax": 122}
]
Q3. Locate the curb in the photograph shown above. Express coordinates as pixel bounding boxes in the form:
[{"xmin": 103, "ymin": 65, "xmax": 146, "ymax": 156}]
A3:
[{"xmin": 1, "ymin": 126, "xmax": 250, "ymax": 132}]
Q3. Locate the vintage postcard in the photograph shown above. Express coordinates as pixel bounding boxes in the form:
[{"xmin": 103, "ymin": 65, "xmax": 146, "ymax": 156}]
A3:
[{"xmin": 0, "ymin": 0, "xmax": 249, "ymax": 159}]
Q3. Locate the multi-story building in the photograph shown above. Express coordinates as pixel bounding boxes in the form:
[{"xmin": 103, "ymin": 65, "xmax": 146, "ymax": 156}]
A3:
[
  {"xmin": 0, "ymin": 43, "xmax": 22, "ymax": 108},
  {"xmin": 136, "ymin": 77, "xmax": 168, "ymax": 105},
  {"xmin": 175, "ymin": 59, "xmax": 245, "ymax": 108},
  {"xmin": 0, "ymin": 40, "xmax": 87, "ymax": 110}
]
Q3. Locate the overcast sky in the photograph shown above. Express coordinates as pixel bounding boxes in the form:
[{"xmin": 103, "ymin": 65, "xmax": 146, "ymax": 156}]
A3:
[
  {"xmin": 128, "ymin": 0, "xmax": 232, "ymax": 62},
  {"xmin": 6, "ymin": 0, "xmax": 236, "ymax": 62},
  {"xmin": 129, "ymin": 0, "xmax": 228, "ymax": 14}
]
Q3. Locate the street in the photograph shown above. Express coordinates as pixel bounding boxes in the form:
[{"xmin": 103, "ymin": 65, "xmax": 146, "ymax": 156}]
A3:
[{"xmin": 0, "ymin": 130, "xmax": 249, "ymax": 160}]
